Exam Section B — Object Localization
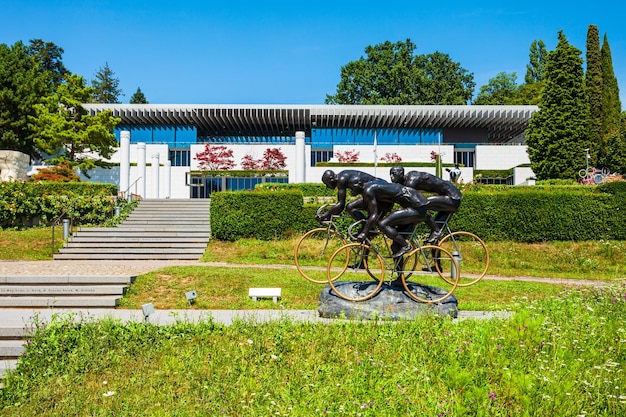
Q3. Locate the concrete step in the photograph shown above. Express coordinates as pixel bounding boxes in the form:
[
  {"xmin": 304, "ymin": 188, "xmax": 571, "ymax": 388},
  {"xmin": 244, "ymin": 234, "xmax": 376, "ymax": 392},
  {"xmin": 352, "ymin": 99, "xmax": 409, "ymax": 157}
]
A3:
[
  {"xmin": 58, "ymin": 247, "xmax": 205, "ymax": 254},
  {"xmin": 122, "ymin": 217, "xmax": 209, "ymax": 222},
  {"xmin": 53, "ymin": 253, "xmax": 203, "ymax": 260},
  {"xmin": 0, "ymin": 296, "xmax": 121, "ymax": 308},
  {"xmin": 0, "ymin": 276, "xmax": 133, "ymax": 285},
  {"xmin": 74, "ymin": 224, "xmax": 209, "ymax": 235},
  {"xmin": 68, "ymin": 231, "xmax": 210, "ymax": 238},
  {"xmin": 0, "ymin": 285, "xmax": 126, "ymax": 296},
  {"xmin": 67, "ymin": 236, "xmax": 210, "ymax": 243},
  {"xmin": 0, "ymin": 341, "xmax": 24, "ymax": 359},
  {"xmin": 1, "ymin": 359, "xmax": 19, "ymax": 378},
  {"xmin": 63, "ymin": 242, "xmax": 208, "ymax": 248}
]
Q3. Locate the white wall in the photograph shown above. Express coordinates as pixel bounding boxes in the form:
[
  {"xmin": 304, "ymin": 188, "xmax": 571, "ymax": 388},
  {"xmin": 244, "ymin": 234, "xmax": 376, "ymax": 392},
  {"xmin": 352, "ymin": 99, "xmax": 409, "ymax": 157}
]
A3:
[
  {"xmin": 101, "ymin": 141, "xmax": 533, "ymax": 199},
  {"xmin": 475, "ymin": 145, "xmax": 530, "ymax": 170}
]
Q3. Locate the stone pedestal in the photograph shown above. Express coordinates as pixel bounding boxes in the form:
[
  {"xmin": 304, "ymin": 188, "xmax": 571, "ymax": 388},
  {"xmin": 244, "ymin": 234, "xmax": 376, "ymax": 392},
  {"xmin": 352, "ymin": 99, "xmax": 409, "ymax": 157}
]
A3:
[{"xmin": 318, "ymin": 282, "xmax": 458, "ymax": 320}]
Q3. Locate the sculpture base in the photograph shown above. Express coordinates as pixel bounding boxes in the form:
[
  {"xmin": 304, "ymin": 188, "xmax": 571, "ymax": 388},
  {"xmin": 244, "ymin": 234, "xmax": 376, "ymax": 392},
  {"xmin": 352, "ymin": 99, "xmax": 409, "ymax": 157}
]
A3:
[{"xmin": 318, "ymin": 281, "xmax": 458, "ymax": 320}]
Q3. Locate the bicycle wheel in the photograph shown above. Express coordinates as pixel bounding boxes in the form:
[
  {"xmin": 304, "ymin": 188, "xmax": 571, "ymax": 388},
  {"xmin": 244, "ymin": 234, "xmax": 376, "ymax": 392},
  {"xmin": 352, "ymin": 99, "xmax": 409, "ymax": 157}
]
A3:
[
  {"xmin": 401, "ymin": 245, "xmax": 459, "ymax": 304},
  {"xmin": 438, "ymin": 231, "xmax": 490, "ymax": 286},
  {"xmin": 294, "ymin": 228, "xmax": 347, "ymax": 284},
  {"xmin": 327, "ymin": 243, "xmax": 385, "ymax": 302},
  {"xmin": 364, "ymin": 232, "xmax": 419, "ymax": 280}
]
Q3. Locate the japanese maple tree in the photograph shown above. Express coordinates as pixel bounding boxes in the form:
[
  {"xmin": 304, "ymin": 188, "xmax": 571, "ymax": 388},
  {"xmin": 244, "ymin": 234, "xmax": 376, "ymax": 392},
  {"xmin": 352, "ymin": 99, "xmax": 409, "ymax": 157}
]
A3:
[
  {"xmin": 194, "ymin": 144, "xmax": 235, "ymax": 170},
  {"xmin": 335, "ymin": 150, "xmax": 360, "ymax": 163},
  {"xmin": 241, "ymin": 154, "xmax": 263, "ymax": 170},
  {"xmin": 381, "ymin": 152, "xmax": 402, "ymax": 163},
  {"xmin": 262, "ymin": 148, "xmax": 287, "ymax": 170}
]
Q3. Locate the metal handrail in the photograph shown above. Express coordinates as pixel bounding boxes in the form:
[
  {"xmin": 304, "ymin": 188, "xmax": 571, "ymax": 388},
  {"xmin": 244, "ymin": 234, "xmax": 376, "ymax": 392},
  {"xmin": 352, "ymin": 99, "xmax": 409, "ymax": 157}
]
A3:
[{"xmin": 120, "ymin": 176, "xmax": 142, "ymax": 201}]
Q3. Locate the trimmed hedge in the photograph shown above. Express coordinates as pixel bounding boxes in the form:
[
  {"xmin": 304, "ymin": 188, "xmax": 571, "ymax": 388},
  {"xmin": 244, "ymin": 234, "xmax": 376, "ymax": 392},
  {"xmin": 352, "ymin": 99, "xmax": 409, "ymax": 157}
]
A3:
[
  {"xmin": 211, "ymin": 184, "xmax": 626, "ymax": 242},
  {"xmin": 0, "ymin": 182, "xmax": 119, "ymax": 228},
  {"xmin": 210, "ymin": 190, "xmax": 318, "ymax": 241}
]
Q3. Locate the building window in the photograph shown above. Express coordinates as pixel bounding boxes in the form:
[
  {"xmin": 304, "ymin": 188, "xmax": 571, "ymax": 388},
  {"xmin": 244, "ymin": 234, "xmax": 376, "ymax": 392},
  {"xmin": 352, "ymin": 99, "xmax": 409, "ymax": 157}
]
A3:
[
  {"xmin": 455, "ymin": 150, "xmax": 474, "ymax": 168},
  {"xmin": 311, "ymin": 149, "xmax": 334, "ymax": 166},
  {"xmin": 169, "ymin": 149, "xmax": 190, "ymax": 167}
]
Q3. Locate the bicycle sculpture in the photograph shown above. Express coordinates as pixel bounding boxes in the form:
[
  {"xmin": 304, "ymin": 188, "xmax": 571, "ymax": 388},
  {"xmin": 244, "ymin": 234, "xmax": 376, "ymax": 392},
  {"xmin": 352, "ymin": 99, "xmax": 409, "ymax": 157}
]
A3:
[
  {"xmin": 579, "ymin": 166, "xmax": 610, "ymax": 185},
  {"xmin": 294, "ymin": 169, "xmax": 490, "ymax": 304}
]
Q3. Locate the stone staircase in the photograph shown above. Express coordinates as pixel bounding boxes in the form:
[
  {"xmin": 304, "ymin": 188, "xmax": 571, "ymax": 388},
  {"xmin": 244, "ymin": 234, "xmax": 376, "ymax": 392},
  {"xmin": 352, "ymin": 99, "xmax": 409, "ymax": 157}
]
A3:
[
  {"xmin": 1, "ymin": 199, "xmax": 211, "ymax": 384},
  {"xmin": 0, "ymin": 274, "xmax": 135, "ymax": 386},
  {"xmin": 54, "ymin": 199, "xmax": 211, "ymax": 260}
]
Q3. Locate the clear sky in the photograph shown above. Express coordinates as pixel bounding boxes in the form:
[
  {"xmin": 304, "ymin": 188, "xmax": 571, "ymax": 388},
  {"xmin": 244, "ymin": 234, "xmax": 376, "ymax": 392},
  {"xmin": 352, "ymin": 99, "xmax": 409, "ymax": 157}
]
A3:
[{"xmin": 2, "ymin": 1, "xmax": 625, "ymax": 107}]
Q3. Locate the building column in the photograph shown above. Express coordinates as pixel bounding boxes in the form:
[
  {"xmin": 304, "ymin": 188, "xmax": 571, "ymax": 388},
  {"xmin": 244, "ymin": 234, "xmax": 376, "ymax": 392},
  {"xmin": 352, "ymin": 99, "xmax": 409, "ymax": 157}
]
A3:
[
  {"xmin": 137, "ymin": 142, "xmax": 146, "ymax": 199},
  {"xmin": 119, "ymin": 131, "xmax": 130, "ymax": 198},
  {"xmin": 164, "ymin": 160, "xmax": 171, "ymax": 199},
  {"xmin": 295, "ymin": 131, "xmax": 305, "ymax": 183},
  {"xmin": 151, "ymin": 153, "xmax": 160, "ymax": 199}
]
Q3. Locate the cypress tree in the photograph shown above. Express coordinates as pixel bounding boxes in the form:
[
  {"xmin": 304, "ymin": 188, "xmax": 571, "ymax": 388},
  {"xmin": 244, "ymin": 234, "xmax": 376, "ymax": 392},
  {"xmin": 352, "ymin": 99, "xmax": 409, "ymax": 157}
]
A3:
[
  {"xmin": 526, "ymin": 31, "xmax": 591, "ymax": 180},
  {"xmin": 600, "ymin": 34, "xmax": 626, "ymax": 174},
  {"xmin": 585, "ymin": 25, "xmax": 603, "ymax": 166},
  {"xmin": 600, "ymin": 35, "xmax": 622, "ymax": 140}
]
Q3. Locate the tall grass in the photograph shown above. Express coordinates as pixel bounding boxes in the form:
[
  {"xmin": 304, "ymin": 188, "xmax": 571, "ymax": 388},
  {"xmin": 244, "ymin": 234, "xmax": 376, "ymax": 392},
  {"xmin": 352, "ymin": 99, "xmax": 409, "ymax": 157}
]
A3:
[{"xmin": 2, "ymin": 285, "xmax": 625, "ymax": 416}]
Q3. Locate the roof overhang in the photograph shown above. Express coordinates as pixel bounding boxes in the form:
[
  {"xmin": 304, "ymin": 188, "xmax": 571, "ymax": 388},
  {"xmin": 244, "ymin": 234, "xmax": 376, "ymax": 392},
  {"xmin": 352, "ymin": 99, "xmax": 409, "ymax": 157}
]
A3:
[{"xmin": 84, "ymin": 104, "xmax": 538, "ymax": 143}]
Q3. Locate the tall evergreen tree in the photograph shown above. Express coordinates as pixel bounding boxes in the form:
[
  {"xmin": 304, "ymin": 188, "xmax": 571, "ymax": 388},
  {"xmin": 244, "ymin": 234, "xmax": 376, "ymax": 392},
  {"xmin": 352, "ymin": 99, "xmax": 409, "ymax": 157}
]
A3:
[
  {"xmin": 0, "ymin": 40, "xmax": 64, "ymax": 157},
  {"xmin": 26, "ymin": 39, "xmax": 69, "ymax": 90},
  {"xmin": 130, "ymin": 87, "xmax": 148, "ymax": 104},
  {"xmin": 600, "ymin": 35, "xmax": 621, "ymax": 140},
  {"xmin": 526, "ymin": 31, "xmax": 590, "ymax": 180},
  {"xmin": 585, "ymin": 25, "xmax": 603, "ymax": 163},
  {"xmin": 600, "ymin": 34, "xmax": 625, "ymax": 173},
  {"xmin": 91, "ymin": 62, "xmax": 123, "ymax": 103}
]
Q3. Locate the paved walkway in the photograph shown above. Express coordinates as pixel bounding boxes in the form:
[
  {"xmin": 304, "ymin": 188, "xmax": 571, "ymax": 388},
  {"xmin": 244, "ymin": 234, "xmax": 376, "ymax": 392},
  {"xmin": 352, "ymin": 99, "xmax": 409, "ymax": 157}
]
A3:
[{"xmin": 0, "ymin": 259, "xmax": 609, "ymax": 286}]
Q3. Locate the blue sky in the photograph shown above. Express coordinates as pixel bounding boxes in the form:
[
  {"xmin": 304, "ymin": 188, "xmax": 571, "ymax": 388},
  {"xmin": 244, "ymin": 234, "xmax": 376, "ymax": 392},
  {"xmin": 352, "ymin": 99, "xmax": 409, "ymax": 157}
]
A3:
[{"xmin": 2, "ymin": 1, "xmax": 625, "ymax": 107}]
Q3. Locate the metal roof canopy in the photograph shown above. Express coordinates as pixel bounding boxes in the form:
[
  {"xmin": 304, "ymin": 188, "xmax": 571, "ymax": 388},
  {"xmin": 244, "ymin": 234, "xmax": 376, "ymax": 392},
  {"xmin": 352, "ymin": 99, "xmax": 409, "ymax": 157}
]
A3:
[{"xmin": 84, "ymin": 104, "xmax": 538, "ymax": 143}]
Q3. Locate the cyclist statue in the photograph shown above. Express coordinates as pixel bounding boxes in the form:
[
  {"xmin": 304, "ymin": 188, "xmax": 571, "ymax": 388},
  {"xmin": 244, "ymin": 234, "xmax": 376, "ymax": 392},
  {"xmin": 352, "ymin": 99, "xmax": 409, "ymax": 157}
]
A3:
[
  {"xmin": 390, "ymin": 166, "xmax": 462, "ymax": 244},
  {"xmin": 346, "ymin": 178, "xmax": 438, "ymax": 259},
  {"xmin": 316, "ymin": 169, "xmax": 389, "ymax": 223}
]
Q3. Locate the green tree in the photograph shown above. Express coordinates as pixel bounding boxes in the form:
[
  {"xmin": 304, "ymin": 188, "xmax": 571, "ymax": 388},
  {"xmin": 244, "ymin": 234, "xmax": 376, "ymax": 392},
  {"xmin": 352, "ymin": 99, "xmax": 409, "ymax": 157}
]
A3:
[
  {"xmin": 325, "ymin": 39, "xmax": 474, "ymax": 105},
  {"xmin": 525, "ymin": 40, "xmax": 547, "ymax": 84},
  {"xmin": 526, "ymin": 31, "xmax": 590, "ymax": 180},
  {"xmin": 600, "ymin": 34, "xmax": 624, "ymax": 173},
  {"xmin": 91, "ymin": 62, "xmax": 123, "ymax": 103},
  {"xmin": 585, "ymin": 25, "xmax": 603, "ymax": 163},
  {"xmin": 514, "ymin": 40, "xmax": 548, "ymax": 105},
  {"xmin": 30, "ymin": 74, "xmax": 120, "ymax": 173},
  {"xmin": 27, "ymin": 39, "xmax": 69, "ymax": 90},
  {"xmin": 0, "ymin": 40, "xmax": 64, "ymax": 156},
  {"xmin": 473, "ymin": 72, "xmax": 519, "ymax": 105},
  {"xmin": 130, "ymin": 87, "xmax": 148, "ymax": 104},
  {"xmin": 417, "ymin": 51, "xmax": 475, "ymax": 104}
]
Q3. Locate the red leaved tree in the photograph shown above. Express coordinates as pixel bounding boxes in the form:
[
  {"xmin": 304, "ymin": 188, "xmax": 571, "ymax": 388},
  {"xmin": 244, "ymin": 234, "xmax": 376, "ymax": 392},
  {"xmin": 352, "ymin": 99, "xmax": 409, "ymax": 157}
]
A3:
[
  {"xmin": 194, "ymin": 144, "xmax": 235, "ymax": 170},
  {"xmin": 335, "ymin": 150, "xmax": 360, "ymax": 163},
  {"xmin": 381, "ymin": 152, "xmax": 403, "ymax": 163},
  {"xmin": 241, "ymin": 154, "xmax": 263, "ymax": 170},
  {"xmin": 262, "ymin": 148, "xmax": 287, "ymax": 170}
]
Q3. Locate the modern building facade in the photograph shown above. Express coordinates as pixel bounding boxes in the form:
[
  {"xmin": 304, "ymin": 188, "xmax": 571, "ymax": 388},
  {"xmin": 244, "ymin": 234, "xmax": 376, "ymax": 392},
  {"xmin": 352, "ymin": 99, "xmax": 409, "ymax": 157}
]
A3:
[{"xmin": 83, "ymin": 104, "xmax": 539, "ymax": 199}]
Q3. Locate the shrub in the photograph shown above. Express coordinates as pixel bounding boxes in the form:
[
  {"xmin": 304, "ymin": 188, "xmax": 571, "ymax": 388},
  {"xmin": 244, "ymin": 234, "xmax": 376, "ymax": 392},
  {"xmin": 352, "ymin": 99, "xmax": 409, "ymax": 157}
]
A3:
[
  {"xmin": 212, "ymin": 185, "xmax": 626, "ymax": 242},
  {"xmin": 0, "ymin": 182, "xmax": 118, "ymax": 228},
  {"xmin": 210, "ymin": 190, "xmax": 307, "ymax": 240}
]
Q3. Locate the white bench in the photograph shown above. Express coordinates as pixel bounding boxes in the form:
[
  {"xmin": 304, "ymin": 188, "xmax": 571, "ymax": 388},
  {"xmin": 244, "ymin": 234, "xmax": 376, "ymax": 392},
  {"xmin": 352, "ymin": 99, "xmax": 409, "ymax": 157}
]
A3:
[{"xmin": 248, "ymin": 288, "xmax": 282, "ymax": 303}]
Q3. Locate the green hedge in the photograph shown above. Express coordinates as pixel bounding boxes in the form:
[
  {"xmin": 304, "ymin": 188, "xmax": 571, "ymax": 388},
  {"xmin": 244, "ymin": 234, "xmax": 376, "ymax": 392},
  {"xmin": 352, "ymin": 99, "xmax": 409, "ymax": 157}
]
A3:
[
  {"xmin": 0, "ymin": 182, "xmax": 119, "ymax": 228},
  {"xmin": 211, "ymin": 184, "xmax": 626, "ymax": 242},
  {"xmin": 210, "ymin": 190, "xmax": 317, "ymax": 241}
]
